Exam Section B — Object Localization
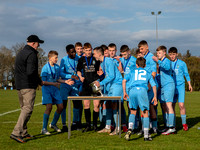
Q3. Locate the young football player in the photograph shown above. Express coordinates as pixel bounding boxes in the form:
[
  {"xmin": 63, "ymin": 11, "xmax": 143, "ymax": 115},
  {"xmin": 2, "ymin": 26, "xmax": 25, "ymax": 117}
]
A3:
[
  {"xmin": 60, "ymin": 44, "xmax": 83, "ymax": 132},
  {"xmin": 138, "ymin": 40, "xmax": 158, "ymax": 133},
  {"xmin": 168, "ymin": 47, "xmax": 192, "ymax": 131},
  {"xmin": 120, "ymin": 45, "xmax": 136, "ymax": 131},
  {"xmin": 108, "ymin": 43, "xmax": 127, "ymax": 132},
  {"xmin": 41, "ymin": 51, "xmax": 74, "ymax": 135},
  {"xmin": 152, "ymin": 46, "xmax": 176, "ymax": 135},
  {"xmin": 123, "ymin": 57, "xmax": 157, "ymax": 141},
  {"xmin": 93, "ymin": 46, "xmax": 123, "ymax": 135},
  {"xmin": 75, "ymin": 42, "xmax": 84, "ymax": 58},
  {"xmin": 98, "ymin": 44, "xmax": 110, "ymax": 130},
  {"xmin": 77, "ymin": 43, "xmax": 101, "ymax": 132}
]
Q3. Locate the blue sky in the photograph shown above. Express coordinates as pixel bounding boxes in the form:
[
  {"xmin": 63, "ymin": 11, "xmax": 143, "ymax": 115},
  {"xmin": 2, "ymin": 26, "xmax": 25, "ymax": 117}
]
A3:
[{"xmin": 0, "ymin": 0, "xmax": 200, "ymax": 59}]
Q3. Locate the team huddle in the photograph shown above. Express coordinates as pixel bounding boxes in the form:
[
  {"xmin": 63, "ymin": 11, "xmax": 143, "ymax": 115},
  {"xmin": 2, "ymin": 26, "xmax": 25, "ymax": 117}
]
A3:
[{"xmin": 40, "ymin": 40, "xmax": 192, "ymax": 141}]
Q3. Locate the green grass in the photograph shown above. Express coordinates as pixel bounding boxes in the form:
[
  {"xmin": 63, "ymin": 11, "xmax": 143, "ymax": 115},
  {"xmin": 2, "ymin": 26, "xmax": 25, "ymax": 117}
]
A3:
[{"xmin": 0, "ymin": 90, "xmax": 200, "ymax": 150}]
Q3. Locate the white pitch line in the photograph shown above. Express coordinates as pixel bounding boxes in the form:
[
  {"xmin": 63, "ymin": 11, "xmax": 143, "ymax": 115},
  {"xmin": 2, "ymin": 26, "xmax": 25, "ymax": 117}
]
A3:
[{"xmin": 0, "ymin": 102, "xmax": 42, "ymax": 117}]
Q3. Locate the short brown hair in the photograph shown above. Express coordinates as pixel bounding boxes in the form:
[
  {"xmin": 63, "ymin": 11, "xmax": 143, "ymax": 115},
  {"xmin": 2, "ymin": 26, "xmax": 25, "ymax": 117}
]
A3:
[
  {"xmin": 138, "ymin": 40, "xmax": 148, "ymax": 48},
  {"xmin": 136, "ymin": 48, "xmax": 141, "ymax": 55},
  {"xmin": 93, "ymin": 46, "xmax": 104, "ymax": 55},
  {"xmin": 101, "ymin": 44, "xmax": 108, "ymax": 51},
  {"xmin": 120, "ymin": 45, "xmax": 130, "ymax": 53},
  {"xmin": 48, "ymin": 50, "xmax": 58, "ymax": 58},
  {"xmin": 75, "ymin": 42, "xmax": 82, "ymax": 48},
  {"xmin": 108, "ymin": 43, "xmax": 116, "ymax": 50},
  {"xmin": 136, "ymin": 57, "xmax": 146, "ymax": 68},
  {"xmin": 156, "ymin": 45, "xmax": 167, "ymax": 52},
  {"xmin": 84, "ymin": 42, "xmax": 92, "ymax": 49}
]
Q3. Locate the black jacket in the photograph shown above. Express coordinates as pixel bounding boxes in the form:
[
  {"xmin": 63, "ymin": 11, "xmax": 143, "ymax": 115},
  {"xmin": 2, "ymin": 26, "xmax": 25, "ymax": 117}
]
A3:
[{"xmin": 15, "ymin": 45, "xmax": 41, "ymax": 90}]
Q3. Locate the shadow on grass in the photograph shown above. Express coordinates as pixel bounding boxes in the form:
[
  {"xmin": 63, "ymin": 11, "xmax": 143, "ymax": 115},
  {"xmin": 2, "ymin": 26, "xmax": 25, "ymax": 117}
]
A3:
[
  {"xmin": 25, "ymin": 131, "xmax": 64, "ymax": 142},
  {"xmin": 157, "ymin": 115, "xmax": 200, "ymax": 132}
]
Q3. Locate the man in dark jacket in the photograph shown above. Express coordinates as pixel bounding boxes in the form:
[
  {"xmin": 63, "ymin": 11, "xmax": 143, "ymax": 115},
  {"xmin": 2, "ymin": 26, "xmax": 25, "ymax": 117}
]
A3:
[{"xmin": 10, "ymin": 35, "xmax": 44, "ymax": 143}]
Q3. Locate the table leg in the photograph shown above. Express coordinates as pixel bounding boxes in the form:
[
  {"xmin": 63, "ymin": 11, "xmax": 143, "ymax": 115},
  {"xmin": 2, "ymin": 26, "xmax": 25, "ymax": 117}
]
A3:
[
  {"xmin": 68, "ymin": 99, "xmax": 71, "ymax": 139},
  {"xmin": 119, "ymin": 98, "xmax": 121, "ymax": 138}
]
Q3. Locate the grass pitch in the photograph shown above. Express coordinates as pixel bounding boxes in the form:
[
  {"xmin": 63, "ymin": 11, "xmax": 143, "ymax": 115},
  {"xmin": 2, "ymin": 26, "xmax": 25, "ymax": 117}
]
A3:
[{"xmin": 0, "ymin": 90, "xmax": 200, "ymax": 150}]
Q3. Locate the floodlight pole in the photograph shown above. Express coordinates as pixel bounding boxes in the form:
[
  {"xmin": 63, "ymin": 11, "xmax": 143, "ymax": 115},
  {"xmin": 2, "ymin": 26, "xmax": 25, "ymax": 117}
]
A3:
[{"xmin": 151, "ymin": 11, "xmax": 161, "ymax": 48}]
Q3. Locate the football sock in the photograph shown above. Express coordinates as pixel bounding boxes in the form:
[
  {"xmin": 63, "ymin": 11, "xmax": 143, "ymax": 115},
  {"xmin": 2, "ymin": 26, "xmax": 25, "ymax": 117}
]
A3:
[
  {"xmin": 84, "ymin": 109, "xmax": 91, "ymax": 127},
  {"xmin": 61, "ymin": 108, "xmax": 66, "ymax": 126},
  {"xmin": 51, "ymin": 111, "xmax": 60, "ymax": 126},
  {"xmin": 43, "ymin": 113, "xmax": 49, "ymax": 130},
  {"xmin": 174, "ymin": 114, "xmax": 176, "ymax": 126},
  {"xmin": 72, "ymin": 108, "xmax": 79, "ymax": 123},
  {"xmin": 113, "ymin": 109, "xmax": 119, "ymax": 128},
  {"xmin": 105, "ymin": 125, "xmax": 111, "ymax": 129},
  {"xmin": 143, "ymin": 117, "xmax": 150, "ymax": 138},
  {"xmin": 99, "ymin": 106, "xmax": 103, "ymax": 122},
  {"xmin": 93, "ymin": 110, "xmax": 99, "ymax": 127},
  {"xmin": 168, "ymin": 113, "xmax": 175, "ymax": 127},
  {"xmin": 128, "ymin": 114, "xmax": 136, "ymax": 130},
  {"xmin": 79, "ymin": 106, "xmax": 83, "ymax": 123},
  {"xmin": 106, "ymin": 108, "xmax": 112, "ymax": 126},
  {"xmin": 181, "ymin": 114, "xmax": 186, "ymax": 125},
  {"xmin": 102, "ymin": 108, "xmax": 106, "ymax": 124},
  {"xmin": 165, "ymin": 113, "xmax": 168, "ymax": 127},
  {"xmin": 152, "ymin": 118, "xmax": 157, "ymax": 129}
]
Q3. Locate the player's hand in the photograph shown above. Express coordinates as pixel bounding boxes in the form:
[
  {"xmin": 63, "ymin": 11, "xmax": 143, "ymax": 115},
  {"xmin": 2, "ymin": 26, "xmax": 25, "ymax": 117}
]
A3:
[
  {"xmin": 114, "ymin": 56, "xmax": 121, "ymax": 62},
  {"xmin": 80, "ymin": 76, "xmax": 85, "ymax": 83},
  {"xmin": 152, "ymin": 56, "xmax": 158, "ymax": 62},
  {"xmin": 152, "ymin": 96, "xmax": 157, "ymax": 106},
  {"xmin": 41, "ymin": 81, "xmax": 44, "ymax": 86},
  {"xmin": 123, "ymin": 93, "xmax": 129, "ymax": 100},
  {"xmin": 54, "ymin": 82, "xmax": 61, "ymax": 88},
  {"xmin": 71, "ymin": 75, "xmax": 79, "ymax": 80},
  {"xmin": 97, "ymin": 69, "xmax": 104, "ymax": 76},
  {"xmin": 189, "ymin": 85, "xmax": 193, "ymax": 92},
  {"xmin": 94, "ymin": 81, "xmax": 100, "ymax": 87},
  {"xmin": 65, "ymin": 79, "xmax": 74, "ymax": 85}
]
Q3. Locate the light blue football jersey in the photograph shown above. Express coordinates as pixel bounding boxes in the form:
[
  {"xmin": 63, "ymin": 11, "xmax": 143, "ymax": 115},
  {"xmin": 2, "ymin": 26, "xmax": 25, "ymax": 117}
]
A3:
[
  {"xmin": 41, "ymin": 62, "xmax": 60, "ymax": 82},
  {"xmin": 157, "ymin": 57, "xmax": 174, "ymax": 87},
  {"xmin": 171, "ymin": 59, "xmax": 190, "ymax": 86},
  {"xmin": 144, "ymin": 51, "xmax": 157, "ymax": 74},
  {"xmin": 100, "ymin": 57, "xmax": 122, "ymax": 92},
  {"xmin": 125, "ymin": 67, "xmax": 156, "ymax": 91}
]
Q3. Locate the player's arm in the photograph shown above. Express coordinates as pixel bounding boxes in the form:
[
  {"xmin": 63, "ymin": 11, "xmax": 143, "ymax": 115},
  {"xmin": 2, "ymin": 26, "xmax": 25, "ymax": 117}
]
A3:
[
  {"xmin": 152, "ymin": 85, "xmax": 157, "ymax": 105},
  {"xmin": 157, "ymin": 59, "xmax": 171, "ymax": 71},
  {"xmin": 57, "ymin": 78, "xmax": 74, "ymax": 85},
  {"xmin": 77, "ymin": 71, "xmax": 84, "ymax": 82},
  {"xmin": 59, "ymin": 58, "xmax": 73, "ymax": 79},
  {"xmin": 99, "ymin": 60, "xmax": 115, "ymax": 86},
  {"xmin": 149, "ymin": 75, "xmax": 157, "ymax": 105},
  {"xmin": 118, "ymin": 61, "xmax": 123, "ymax": 73},
  {"xmin": 150, "ymin": 57, "xmax": 157, "ymax": 79},
  {"xmin": 122, "ymin": 79, "xmax": 129, "ymax": 100},
  {"xmin": 152, "ymin": 56, "xmax": 171, "ymax": 71},
  {"xmin": 41, "ymin": 75, "xmax": 60, "ymax": 87},
  {"xmin": 114, "ymin": 56, "xmax": 123, "ymax": 72},
  {"xmin": 151, "ymin": 72, "xmax": 156, "ymax": 79},
  {"xmin": 77, "ymin": 58, "xmax": 85, "ymax": 82},
  {"xmin": 183, "ymin": 62, "xmax": 193, "ymax": 92}
]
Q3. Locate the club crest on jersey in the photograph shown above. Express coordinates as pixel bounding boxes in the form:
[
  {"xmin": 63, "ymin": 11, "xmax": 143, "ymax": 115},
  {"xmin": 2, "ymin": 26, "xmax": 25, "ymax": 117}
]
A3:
[
  {"xmin": 177, "ymin": 65, "xmax": 179, "ymax": 68},
  {"xmin": 93, "ymin": 60, "xmax": 95, "ymax": 65}
]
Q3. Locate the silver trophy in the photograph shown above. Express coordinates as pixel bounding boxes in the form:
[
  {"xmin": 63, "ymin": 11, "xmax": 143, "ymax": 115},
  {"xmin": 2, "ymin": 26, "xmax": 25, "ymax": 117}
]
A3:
[{"xmin": 89, "ymin": 81, "xmax": 103, "ymax": 97}]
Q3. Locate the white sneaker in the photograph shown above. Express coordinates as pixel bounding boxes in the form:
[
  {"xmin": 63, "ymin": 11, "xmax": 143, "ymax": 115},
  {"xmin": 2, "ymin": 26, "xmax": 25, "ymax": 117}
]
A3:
[
  {"xmin": 49, "ymin": 124, "xmax": 61, "ymax": 132},
  {"xmin": 124, "ymin": 129, "xmax": 132, "ymax": 141},
  {"xmin": 109, "ymin": 128, "xmax": 119, "ymax": 135},
  {"xmin": 41, "ymin": 129, "xmax": 51, "ymax": 135},
  {"xmin": 162, "ymin": 128, "xmax": 176, "ymax": 135}
]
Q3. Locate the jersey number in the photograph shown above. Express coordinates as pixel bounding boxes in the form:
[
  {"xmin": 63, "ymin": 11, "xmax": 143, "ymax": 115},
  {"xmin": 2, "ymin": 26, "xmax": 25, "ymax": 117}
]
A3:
[{"xmin": 135, "ymin": 70, "xmax": 147, "ymax": 81}]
